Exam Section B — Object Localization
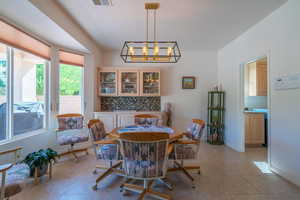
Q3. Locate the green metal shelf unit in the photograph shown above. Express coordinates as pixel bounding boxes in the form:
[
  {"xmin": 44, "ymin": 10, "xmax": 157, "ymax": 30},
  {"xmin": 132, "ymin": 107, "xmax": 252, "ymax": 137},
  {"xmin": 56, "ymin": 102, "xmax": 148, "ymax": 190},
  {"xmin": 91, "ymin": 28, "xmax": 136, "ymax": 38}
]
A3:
[{"xmin": 207, "ymin": 91, "xmax": 225, "ymax": 145}]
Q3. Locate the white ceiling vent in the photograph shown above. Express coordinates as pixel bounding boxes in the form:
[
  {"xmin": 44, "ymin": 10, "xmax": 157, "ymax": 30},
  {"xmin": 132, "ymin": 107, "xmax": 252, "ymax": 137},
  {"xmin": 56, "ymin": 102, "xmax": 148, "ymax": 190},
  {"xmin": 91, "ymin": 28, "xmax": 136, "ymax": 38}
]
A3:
[{"xmin": 92, "ymin": 0, "xmax": 113, "ymax": 6}]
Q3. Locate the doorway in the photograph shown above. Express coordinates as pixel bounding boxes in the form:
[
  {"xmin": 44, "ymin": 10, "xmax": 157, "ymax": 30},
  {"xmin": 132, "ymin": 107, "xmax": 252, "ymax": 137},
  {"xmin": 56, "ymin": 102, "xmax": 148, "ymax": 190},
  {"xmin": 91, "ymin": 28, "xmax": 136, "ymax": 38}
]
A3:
[{"xmin": 241, "ymin": 56, "xmax": 269, "ymax": 165}]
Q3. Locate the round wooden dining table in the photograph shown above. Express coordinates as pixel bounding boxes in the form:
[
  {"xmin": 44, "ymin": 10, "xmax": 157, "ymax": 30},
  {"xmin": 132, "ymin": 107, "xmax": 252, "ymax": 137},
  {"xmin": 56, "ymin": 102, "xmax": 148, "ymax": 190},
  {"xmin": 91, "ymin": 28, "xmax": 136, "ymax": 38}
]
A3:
[
  {"xmin": 109, "ymin": 125, "xmax": 182, "ymax": 144},
  {"xmin": 115, "ymin": 125, "xmax": 175, "ymax": 135}
]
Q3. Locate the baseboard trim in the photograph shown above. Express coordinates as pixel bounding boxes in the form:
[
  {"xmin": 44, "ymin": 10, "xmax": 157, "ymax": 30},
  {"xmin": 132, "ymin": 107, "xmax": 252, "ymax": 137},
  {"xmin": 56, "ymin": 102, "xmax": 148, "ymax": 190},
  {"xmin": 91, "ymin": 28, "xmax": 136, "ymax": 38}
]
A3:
[{"xmin": 270, "ymin": 164, "xmax": 300, "ymax": 188}]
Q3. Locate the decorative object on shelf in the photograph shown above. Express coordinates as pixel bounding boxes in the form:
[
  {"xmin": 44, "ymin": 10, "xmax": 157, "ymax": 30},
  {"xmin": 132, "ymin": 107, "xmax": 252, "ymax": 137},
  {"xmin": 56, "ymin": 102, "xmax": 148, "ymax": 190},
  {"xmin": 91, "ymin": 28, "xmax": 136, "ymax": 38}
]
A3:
[
  {"xmin": 120, "ymin": 3, "xmax": 181, "ymax": 63},
  {"xmin": 207, "ymin": 91, "xmax": 225, "ymax": 145},
  {"xmin": 182, "ymin": 76, "xmax": 196, "ymax": 89},
  {"xmin": 163, "ymin": 102, "xmax": 172, "ymax": 127},
  {"xmin": 22, "ymin": 148, "xmax": 57, "ymax": 183}
]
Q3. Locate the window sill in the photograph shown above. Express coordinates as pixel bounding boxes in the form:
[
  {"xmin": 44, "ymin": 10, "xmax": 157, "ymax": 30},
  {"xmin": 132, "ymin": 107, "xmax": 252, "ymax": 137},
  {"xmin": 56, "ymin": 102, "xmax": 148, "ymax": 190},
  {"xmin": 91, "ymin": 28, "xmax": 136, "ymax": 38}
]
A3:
[{"xmin": 0, "ymin": 129, "xmax": 50, "ymax": 146}]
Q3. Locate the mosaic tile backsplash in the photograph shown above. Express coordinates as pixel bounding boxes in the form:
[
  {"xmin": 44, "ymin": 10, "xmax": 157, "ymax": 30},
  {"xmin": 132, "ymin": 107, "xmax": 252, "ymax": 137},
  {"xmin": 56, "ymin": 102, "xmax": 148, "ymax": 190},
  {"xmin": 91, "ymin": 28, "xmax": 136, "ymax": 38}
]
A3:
[{"xmin": 101, "ymin": 97, "xmax": 161, "ymax": 111}]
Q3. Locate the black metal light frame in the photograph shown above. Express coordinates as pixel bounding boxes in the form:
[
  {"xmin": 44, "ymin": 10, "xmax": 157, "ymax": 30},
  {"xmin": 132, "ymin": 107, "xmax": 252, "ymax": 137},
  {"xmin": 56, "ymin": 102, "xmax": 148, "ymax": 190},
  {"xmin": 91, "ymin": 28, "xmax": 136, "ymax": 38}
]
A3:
[
  {"xmin": 120, "ymin": 41, "xmax": 181, "ymax": 63},
  {"xmin": 120, "ymin": 3, "xmax": 181, "ymax": 64}
]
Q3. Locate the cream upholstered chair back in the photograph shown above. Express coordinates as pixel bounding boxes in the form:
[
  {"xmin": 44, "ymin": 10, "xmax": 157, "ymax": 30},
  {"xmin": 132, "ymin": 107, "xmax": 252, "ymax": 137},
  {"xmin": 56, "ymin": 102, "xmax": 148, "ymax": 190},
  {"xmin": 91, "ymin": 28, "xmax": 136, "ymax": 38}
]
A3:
[
  {"xmin": 87, "ymin": 119, "xmax": 107, "ymax": 142},
  {"xmin": 119, "ymin": 132, "xmax": 169, "ymax": 179},
  {"xmin": 186, "ymin": 119, "xmax": 205, "ymax": 141},
  {"xmin": 134, "ymin": 114, "xmax": 159, "ymax": 126},
  {"xmin": 172, "ymin": 119, "xmax": 205, "ymax": 160},
  {"xmin": 88, "ymin": 119, "xmax": 119, "ymax": 161},
  {"xmin": 57, "ymin": 113, "xmax": 84, "ymax": 131}
]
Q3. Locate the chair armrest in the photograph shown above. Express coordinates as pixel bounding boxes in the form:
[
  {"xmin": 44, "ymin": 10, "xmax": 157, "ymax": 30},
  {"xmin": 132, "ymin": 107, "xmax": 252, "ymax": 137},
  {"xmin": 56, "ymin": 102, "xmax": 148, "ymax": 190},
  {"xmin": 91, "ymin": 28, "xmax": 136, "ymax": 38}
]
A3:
[
  {"xmin": 93, "ymin": 139, "xmax": 118, "ymax": 145},
  {"xmin": 107, "ymin": 133, "xmax": 120, "ymax": 139},
  {"xmin": 167, "ymin": 144, "xmax": 174, "ymax": 156},
  {"xmin": 174, "ymin": 140, "xmax": 199, "ymax": 145},
  {"xmin": 169, "ymin": 133, "xmax": 184, "ymax": 143},
  {"xmin": 0, "ymin": 147, "xmax": 22, "ymax": 156},
  {"xmin": 0, "ymin": 163, "xmax": 13, "ymax": 173}
]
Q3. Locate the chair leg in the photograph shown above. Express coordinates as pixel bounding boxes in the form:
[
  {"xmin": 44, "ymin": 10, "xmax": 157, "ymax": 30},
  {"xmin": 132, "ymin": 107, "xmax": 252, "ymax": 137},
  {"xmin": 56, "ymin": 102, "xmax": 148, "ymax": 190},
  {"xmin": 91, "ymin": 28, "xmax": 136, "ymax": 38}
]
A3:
[
  {"xmin": 92, "ymin": 161, "xmax": 122, "ymax": 190},
  {"xmin": 58, "ymin": 144, "xmax": 88, "ymax": 162},
  {"xmin": 168, "ymin": 160, "xmax": 200, "ymax": 188},
  {"xmin": 174, "ymin": 161, "xmax": 194, "ymax": 181},
  {"xmin": 123, "ymin": 181, "xmax": 171, "ymax": 200},
  {"xmin": 158, "ymin": 178, "xmax": 173, "ymax": 191}
]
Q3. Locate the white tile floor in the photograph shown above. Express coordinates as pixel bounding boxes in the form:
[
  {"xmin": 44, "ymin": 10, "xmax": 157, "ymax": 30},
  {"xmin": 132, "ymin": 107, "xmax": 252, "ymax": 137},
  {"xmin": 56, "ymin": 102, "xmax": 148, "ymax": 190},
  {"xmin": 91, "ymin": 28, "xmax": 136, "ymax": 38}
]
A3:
[{"xmin": 13, "ymin": 143, "xmax": 300, "ymax": 200}]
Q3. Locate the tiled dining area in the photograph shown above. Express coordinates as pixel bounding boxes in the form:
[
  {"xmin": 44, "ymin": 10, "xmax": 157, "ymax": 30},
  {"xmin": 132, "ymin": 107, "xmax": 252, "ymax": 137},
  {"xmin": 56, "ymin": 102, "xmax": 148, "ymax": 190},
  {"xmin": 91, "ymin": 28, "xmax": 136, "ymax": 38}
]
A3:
[{"xmin": 11, "ymin": 144, "xmax": 300, "ymax": 200}]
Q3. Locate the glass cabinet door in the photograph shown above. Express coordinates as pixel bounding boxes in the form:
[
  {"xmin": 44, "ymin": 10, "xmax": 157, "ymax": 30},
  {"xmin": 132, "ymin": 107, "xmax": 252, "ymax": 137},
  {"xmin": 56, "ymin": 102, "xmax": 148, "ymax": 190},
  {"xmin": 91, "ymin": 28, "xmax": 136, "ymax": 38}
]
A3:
[
  {"xmin": 140, "ymin": 71, "xmax": 160, "ymax": 96},
  {"xmin": 119, "ymin": 71, "xmax": 139, "ymax": 96},
  {"xmin": 99, "ymin": 70, "xmax": 117, "ymax": 96}
]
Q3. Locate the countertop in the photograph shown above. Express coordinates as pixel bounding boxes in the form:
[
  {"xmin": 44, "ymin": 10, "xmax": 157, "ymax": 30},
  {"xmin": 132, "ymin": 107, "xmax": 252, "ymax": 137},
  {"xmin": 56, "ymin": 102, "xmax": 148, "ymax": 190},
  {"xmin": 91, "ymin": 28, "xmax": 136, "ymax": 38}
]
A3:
[{"xmin": 244, "ymin": 108, "xmax": 268, "ymax": 114}]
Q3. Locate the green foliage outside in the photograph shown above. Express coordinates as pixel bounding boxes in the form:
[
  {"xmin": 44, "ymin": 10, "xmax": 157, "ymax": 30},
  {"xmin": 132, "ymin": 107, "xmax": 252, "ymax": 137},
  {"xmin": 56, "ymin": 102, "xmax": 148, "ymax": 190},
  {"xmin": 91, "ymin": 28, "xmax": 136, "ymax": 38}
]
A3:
[
  {"xmin": 36, "ymin": 64, "xmax": 45, "ymax": 95},
  {"xmin": 36, "ymin": 63, "xmax": 82, "ymax": 96},
  {"xmin": 59, "ymin": 64, "xmax": 82, "ymax": 95},
  {"xmin": 0, "ymin": 61, "xmax": 7, "ymax": 96}
]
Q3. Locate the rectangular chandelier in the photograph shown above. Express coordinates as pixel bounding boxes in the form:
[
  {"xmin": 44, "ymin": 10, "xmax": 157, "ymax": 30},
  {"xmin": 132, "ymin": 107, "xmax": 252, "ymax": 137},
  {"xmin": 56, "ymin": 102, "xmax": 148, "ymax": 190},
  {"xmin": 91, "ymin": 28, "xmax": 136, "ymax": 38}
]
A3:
[{"xmin": 120, "ymin": 41, "xmax": 181, "ymax": 63}]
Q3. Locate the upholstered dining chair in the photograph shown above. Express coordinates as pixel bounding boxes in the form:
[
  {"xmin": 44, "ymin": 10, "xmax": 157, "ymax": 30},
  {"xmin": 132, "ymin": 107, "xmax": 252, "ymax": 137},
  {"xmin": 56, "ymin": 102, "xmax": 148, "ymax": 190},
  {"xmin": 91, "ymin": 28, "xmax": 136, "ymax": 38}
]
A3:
[
  {"xmin": 0, "ymin": 147, "xmax": 29, "ymax": 200},
  {"xmin": 87, "ymin": 119, "xmax": 122, "ymax": 190},
  {"xmin": 56, "ymin": 113, "xmax": 89, "ymax": 161},
  {"xmin": 119, "ymin": 132, "xmax": 172, "ymax": 200},
  {"xmin": 169, "ymin": 119, "xmax": 205, "ymax": 187},
  {"xmin": 134, "ymin": 114, "xmax": 160, "ymax": 126}
]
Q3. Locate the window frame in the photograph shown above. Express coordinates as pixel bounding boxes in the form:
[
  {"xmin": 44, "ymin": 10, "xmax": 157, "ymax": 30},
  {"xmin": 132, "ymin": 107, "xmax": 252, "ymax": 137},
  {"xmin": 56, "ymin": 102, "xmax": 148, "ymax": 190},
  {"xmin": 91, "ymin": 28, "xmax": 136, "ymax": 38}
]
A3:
[{"xmin": 0, "ymin": 44, "xmax": 50, "ymax": 143}]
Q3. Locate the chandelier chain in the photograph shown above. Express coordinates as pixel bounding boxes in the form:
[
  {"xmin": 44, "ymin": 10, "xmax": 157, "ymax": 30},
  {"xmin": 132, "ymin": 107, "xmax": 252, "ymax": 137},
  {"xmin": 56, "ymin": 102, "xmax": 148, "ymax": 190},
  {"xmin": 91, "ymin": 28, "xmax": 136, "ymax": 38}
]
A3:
[{"xmin": 146, "ymin": 9, "xmax": 149, "ymax": 41}]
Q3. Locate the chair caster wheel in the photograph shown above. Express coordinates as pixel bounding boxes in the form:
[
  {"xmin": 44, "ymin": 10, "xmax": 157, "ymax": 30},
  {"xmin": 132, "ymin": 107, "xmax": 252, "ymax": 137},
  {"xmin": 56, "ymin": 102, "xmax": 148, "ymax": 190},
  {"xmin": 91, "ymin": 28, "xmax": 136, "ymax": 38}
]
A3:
[
  {"xmin": 92, "ymin": 185, "xmax": 98, "ymax": 191},
  {"xmin": 92, "ymin": 170, "xmax": 97, "ymax": 175}
]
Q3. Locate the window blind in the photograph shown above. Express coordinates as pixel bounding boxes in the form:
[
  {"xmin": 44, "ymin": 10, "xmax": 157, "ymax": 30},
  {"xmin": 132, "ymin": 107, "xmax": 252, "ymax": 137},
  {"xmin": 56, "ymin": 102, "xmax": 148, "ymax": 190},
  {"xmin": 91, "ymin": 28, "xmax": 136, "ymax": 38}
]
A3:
[
  {"xmin": 0, "ymin": 19, "xmax": 51, "ymax": 60},
  {"xmin": 59, "ymin": 50, "xmax": 84, "ymax": 67}
]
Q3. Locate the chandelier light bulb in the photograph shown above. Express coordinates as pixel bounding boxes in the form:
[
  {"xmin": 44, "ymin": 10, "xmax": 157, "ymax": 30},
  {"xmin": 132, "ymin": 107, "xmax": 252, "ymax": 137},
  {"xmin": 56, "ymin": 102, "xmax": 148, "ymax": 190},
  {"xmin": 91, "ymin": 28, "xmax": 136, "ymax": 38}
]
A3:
[
  {"xmin": 129, "ymin": 46, "xmax": 134, "ymax": 55},
  {"xmin": 142, "ymin": 46, "xmax": 148, "ymax": 56},
  {"xmin": 167, "ymin": 47, "xmax": 172, "ymax": 56},
  {"xmin": 154, "ymin": 45, "xmax": 159, "ymax": 56}
]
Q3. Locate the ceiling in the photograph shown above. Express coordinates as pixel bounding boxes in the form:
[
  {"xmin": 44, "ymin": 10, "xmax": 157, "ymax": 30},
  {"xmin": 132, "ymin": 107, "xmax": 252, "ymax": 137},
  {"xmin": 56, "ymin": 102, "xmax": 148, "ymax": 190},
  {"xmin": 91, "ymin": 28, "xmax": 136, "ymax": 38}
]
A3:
[
  {"xmin": 0, "ymin": 0, "xmax": 88, "ymax": 52},
  {"xmin": 57, "ymin": 0, "xmax": 287, "ymax": 51}
]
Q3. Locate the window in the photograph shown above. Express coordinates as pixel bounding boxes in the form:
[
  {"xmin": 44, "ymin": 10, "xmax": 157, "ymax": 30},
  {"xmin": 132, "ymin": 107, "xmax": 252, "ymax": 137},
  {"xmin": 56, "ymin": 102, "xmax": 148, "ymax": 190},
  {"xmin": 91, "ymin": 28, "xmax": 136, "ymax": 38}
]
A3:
[
  {"xmin": 59, "ymin": 64, "xmax": 83, "ymax": 114},
  {"xmin": 13, "ymin": 48, "xmax": 47, "ymax": 136},
  {"xmin": 0, "ymin": 42, "xmax": 49, "ymax": 141},
  {"xmin": 0, "ymin": 44, "xmax": 7, "ymax": 140}
]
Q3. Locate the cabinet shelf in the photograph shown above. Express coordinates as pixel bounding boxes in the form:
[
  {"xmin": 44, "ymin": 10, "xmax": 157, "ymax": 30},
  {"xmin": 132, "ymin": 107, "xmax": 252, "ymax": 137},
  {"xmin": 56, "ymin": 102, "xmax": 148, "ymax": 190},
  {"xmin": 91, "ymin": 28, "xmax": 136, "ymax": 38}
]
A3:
[{"xmin": 98, "ymin": 68, "xmax": 161, "ymax": 97}]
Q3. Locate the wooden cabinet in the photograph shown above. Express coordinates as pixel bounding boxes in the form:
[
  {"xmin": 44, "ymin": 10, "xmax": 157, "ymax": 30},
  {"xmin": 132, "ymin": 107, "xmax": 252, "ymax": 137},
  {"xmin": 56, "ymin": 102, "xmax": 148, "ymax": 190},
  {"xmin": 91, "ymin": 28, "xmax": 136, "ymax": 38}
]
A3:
[
  {"xmin": 98, "ymin": 68, "xmax": 118, "ymax": 96},
  {"xmin": 97, "ymin": 68, "xmax": 161, "ymax": 97},
  {"xmin": 140, "ymin": 69, "xmax": 160, "ymax": 96},
  {"xmin": 245, "ymin": 113, "xmax": 265, "ymax": 145},
  {"xmin": 256, "ymin": 63, "xmax": 267, "ymax": 96},
  {"xmin": 247, "ymin": 59, "xmax": 267, "ymax": 96},
  {"xmin": 94, "ymin": 112, "xmax": 117, "ymax": 132},
  {"xmin": 118, "ymin": 69, "xmax": 139, "ymax": 96}
]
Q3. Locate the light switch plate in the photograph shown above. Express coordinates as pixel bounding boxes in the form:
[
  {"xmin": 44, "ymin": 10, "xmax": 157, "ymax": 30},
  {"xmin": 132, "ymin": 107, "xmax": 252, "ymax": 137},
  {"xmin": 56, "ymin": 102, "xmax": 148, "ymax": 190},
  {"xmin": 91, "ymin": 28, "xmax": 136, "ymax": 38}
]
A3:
[{"xmin": 274, "ymin": 73, "xmax": 300, "ymax": 90}]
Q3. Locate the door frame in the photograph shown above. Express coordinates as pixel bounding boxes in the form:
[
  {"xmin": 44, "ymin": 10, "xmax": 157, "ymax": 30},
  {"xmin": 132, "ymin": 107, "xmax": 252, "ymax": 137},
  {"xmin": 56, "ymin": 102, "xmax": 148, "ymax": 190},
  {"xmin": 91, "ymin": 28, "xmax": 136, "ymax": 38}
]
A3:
[{"xmin": 239, "ymin": 52, "xmax": 271, "ymax": 165}]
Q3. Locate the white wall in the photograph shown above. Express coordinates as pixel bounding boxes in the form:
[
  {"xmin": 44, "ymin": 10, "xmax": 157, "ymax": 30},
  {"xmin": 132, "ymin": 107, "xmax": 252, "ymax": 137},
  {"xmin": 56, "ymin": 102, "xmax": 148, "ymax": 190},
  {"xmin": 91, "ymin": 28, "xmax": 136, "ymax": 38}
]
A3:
[
  {"xmin": 218, "ymin": 0, "xmax": 300, "ymax": 186},
  {"xmin": 102, "ymin": 50, "xmax": 218, "ymax": 132}
]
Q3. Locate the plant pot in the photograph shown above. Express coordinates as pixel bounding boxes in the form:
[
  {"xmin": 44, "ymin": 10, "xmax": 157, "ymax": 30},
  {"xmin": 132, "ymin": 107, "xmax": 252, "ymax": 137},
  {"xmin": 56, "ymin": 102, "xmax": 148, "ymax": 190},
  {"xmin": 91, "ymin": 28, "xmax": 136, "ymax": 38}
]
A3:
[{"xmin": 30, "ymin": 163, "xmax": 48, "ymax": 177}]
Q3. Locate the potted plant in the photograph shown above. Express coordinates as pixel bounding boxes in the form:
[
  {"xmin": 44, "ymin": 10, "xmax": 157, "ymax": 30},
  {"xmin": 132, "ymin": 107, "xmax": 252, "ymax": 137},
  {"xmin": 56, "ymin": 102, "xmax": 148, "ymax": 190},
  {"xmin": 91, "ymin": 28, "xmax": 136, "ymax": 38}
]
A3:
[{"xmin": 23, "ymin": 148, "xmax": 57, "ymax": 177}]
